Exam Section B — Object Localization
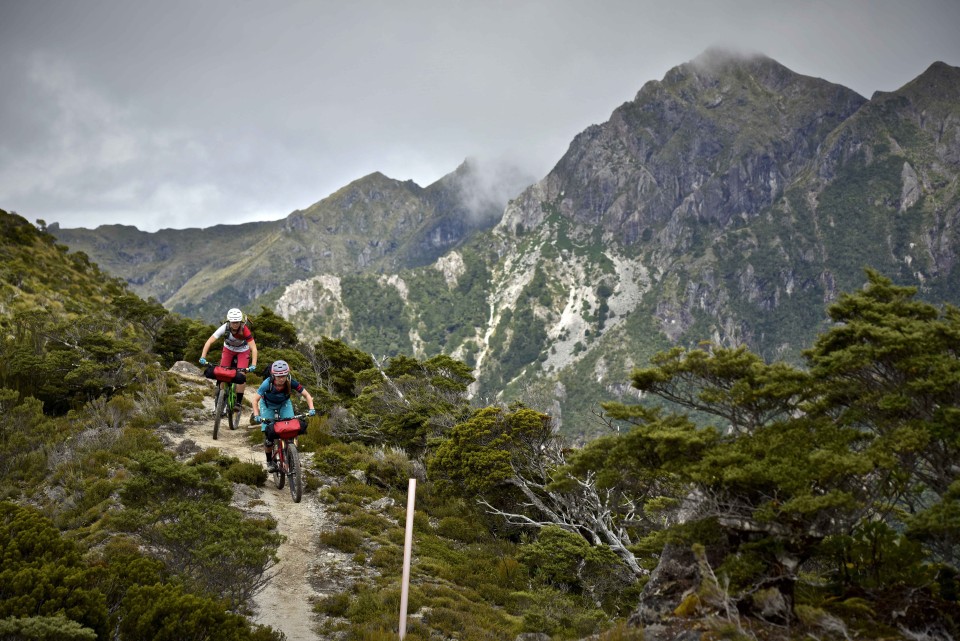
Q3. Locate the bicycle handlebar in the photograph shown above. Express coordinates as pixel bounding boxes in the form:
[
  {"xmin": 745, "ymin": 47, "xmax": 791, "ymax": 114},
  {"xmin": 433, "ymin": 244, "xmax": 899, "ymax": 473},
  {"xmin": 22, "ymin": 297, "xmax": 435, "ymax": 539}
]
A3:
[
  {"xmin": 208, "ymin": 365, "xmax": 256, "ymax": 373},
  {"xmin": 258, "ymin": 413, "xmax": 308, "ymax": 424}
]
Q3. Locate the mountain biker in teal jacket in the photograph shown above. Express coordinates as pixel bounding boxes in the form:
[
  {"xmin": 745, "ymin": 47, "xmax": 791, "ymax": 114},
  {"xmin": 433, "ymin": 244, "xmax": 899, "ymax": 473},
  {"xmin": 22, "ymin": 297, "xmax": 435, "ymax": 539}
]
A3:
[
  {"xmin": 199, "ymin": 308, "xmax": 258, "ymax": 414},
  {"xmin": 251, "ymin": 360, "xmax": 315, "ymax": 472}
]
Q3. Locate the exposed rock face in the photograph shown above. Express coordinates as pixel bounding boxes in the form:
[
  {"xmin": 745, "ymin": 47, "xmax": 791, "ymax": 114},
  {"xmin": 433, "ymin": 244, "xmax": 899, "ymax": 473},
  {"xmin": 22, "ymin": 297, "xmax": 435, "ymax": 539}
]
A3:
[
  {"xmin": 628, "ymin": 544, "xmax": 701, "ymax": 626},
  {"xmin": 502, "ymin": 53, "xmax": 957, "ymax": 356},
  {"xmin": 504, "ymin": 51, "xmax": 867, "ymax": 243},
  {"xmin": 434, "ymin": 251, "xmax": 466, "ymax": 289}
]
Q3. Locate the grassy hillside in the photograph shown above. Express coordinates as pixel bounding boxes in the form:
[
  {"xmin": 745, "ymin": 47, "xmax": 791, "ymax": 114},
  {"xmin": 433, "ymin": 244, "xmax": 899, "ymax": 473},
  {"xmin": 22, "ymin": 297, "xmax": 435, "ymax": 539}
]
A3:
[{"xmin": 1, "ymin": 214, "xmax": 128, "ymax": 315}]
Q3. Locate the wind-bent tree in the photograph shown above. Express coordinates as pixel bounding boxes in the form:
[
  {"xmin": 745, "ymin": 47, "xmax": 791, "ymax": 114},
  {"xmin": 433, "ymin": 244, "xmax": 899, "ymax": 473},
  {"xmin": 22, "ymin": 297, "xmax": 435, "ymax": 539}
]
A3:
[
  {"xmin": 116, "ymin": 451, "xmax": 281, "ymax": 612},
  {"xmin": 429, "ymin": 404, "xmax": 646, "ymax": 577},
  {"xmin": 427, "ymin": 269, "xmax": 960, "ymax": 625},
  {"xmin": 343, "ymin": 353, "xmax": 474, "ymax": 455},
  {"xmin": 305, "ymin": 336, "xmax": 375, "ymax": 408}
]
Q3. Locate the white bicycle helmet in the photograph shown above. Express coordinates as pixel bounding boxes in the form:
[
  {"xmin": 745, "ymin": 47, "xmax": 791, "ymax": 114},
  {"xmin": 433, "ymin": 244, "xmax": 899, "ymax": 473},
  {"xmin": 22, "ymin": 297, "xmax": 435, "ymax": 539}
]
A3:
[
  {"xmin": 226, "ymin": 308, "xmax": 243, "ymax": 322},
  {"xmin": 271, "ymin": 360, "xmax": 290, "ymax": 377}
]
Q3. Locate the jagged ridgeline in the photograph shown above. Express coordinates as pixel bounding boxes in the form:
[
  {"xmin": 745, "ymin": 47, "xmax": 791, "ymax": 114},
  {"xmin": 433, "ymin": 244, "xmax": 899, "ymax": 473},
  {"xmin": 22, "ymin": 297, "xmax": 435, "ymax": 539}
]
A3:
[
  {"xmin": 51, "ymin": 160, "xmax": 534, "ymax": 320},
  {"xmin": 51, "ymin": 52, "xmax": 960, "ymax": 438}
]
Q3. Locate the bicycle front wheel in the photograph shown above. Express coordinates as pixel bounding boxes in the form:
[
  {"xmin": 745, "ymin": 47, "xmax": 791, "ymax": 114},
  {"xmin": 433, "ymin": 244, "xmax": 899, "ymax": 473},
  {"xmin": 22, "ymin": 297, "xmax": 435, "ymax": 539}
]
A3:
[
  {"xmin": 274, "ymin": 443, "xmax": 285, "ymax": 490},
  {"xmin": 213, "ymin": 386, "xmax": 227, "ymax": 440},
  {"xmin": 227, "ymin": 384, "xmax": 236, "ymax": 430},
  {"xmin": 286, "ymin": 442, "xmax": 303, "ymax": 503}
]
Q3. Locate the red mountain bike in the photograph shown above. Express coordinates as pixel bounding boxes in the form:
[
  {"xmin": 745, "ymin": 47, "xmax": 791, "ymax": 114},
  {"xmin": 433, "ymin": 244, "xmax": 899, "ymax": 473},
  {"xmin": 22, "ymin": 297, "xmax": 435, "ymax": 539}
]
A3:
[{"xmin": 260, "ymin": 414, "xmax": 306, "ymax": 503}]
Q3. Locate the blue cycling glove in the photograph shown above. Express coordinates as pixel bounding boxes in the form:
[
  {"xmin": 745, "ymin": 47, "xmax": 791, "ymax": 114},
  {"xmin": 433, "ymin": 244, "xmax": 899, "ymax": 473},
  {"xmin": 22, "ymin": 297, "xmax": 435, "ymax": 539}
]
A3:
[
  {"xmin": 248, "ymin": 363, "xmax": 256, "ymax": 372},
  {"xmin": 308, "ymin": 409, "xmax": 316, "ymax": 416},
  {"xmin": 199, "ymin": 357, "xmax": 208, "ymax": 366},
  {"xmin": 252, "ymin": 415, "xmax": 261, "ymax": 424}
]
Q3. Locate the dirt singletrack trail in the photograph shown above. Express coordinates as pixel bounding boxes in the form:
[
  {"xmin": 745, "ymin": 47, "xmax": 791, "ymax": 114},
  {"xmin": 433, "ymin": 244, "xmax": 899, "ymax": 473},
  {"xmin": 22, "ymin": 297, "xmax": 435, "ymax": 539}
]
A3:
[{"xmin": 168, "ymin": 368, "xmax": 329, "ymax": 640}]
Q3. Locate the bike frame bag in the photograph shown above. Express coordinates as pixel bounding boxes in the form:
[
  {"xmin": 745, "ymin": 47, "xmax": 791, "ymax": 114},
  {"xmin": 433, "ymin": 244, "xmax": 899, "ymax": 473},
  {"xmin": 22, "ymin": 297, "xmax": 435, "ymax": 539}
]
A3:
[
  {"xmin": 205, "ymin": 365, "xmax": 246, "ymax": 384},
  {"xmin": 271, "ymin": 418, "xmax": 307, "ymax": 439}
]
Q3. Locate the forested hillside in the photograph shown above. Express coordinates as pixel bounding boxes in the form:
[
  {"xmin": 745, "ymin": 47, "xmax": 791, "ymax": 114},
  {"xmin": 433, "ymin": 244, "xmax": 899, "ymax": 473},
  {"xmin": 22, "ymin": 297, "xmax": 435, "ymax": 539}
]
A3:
[{"xmin": 5, "ymin": 206, "xmax": 960, "ymax": 639}]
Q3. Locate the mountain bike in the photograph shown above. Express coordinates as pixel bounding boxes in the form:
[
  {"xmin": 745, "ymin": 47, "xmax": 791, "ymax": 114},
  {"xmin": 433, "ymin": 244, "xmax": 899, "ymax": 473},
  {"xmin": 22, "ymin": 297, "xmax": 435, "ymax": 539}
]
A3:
[
  {"xmin": 211, "ymin": 365, "xmax": 253, "ymax": 440},
  {"xmin": 260, "ymin": 414, "xmax": 306, "ymax": 503}
]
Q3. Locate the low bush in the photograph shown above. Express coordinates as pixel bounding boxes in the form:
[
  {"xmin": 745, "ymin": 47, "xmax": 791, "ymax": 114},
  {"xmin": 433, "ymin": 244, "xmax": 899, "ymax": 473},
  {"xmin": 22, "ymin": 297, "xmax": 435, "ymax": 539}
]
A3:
[
  {"xmin": 365, "ymin": 447, "xmax": 413, "ymax": 490},
  {"xmin": 436, "ymin": 516, "xmax": 488, "ymax": 544},
  {"xmin": 224, "ymin": 461, "xmax": 267, "ymax": 487},
  {"xmin": 190, "ymin": 447, "xmax": 231, "ymax": 466},
  {"xmin": 319, "ymin": 526, "xmax": 365, "ymax": 553},
  {"xmin": 340, "ymin": 511, "xmax": 394, "ymax": 536},
  {"xmin": 320, "ymin": 479, "xmax": 382, "ymax": 507},
  {"xmin": 0, "ymin": 615, "xmax": 97, "ymax": 641},
  {"xmin": 315, "ymin": 592, "xmax": 350, "ymax": 617},
  {"xmin": 369, "ymin": 545, "xmax": 403, "ymax": 571},
  {"xmin": 297, "ymin": 417, "xmax": 336, "ymax": 451},
  {"xmin": 313, "ymin": 447, "xmax": 352, "ymax": 476},
  {"xmin": 344, "ymin": 585, "xmax": 392, "ymax": 625},
  {"xmin": 517, "ymin": 588, "xmax": 609, "ymax": 638}
]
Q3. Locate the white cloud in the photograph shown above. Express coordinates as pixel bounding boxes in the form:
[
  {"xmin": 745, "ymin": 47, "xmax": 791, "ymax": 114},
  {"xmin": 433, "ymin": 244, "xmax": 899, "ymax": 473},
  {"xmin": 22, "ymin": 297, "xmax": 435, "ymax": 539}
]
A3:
[{"xmin": 0, "ymin": 0, "xmax": 958, "ymax": 231}]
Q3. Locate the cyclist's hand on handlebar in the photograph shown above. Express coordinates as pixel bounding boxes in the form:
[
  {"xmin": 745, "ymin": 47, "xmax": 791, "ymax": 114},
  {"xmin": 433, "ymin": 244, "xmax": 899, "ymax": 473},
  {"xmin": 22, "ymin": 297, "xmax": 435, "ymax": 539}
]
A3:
[
  {"xmin": 252, "ymin": 415, "xmax": 262, "ymax": 424},
  {"xmin": 308, "ymin": 409, "xmax": 316, "ymax": 416},
  {"xmin": 199, "ymin": 357, "xmax": 208, "ymax": 366},
  {"xmin": 247, "ymin": 364, "xmax": 256, "ymax": 373}
]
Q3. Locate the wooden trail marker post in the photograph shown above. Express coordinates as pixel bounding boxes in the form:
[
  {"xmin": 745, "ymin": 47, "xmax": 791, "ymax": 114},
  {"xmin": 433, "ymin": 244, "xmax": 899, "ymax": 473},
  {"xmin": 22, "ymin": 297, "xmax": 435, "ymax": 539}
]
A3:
[{"xmin": 399, "ymin": 478, "xmax": 416, "ymax": 639}]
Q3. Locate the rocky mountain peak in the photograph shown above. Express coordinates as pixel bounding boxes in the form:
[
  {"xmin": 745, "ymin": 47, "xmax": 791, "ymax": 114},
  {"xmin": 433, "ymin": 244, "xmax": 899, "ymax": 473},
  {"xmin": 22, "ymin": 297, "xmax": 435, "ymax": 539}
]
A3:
[
  {"xmin": 817, "ymin": 60, "xmax": 960, "ymax": 184},
  {"xmin": 492, "ymin": 53, "xmax": 958, "ymax": 419},
  {"xmin": 502, "ymin": 49, "xmax": 866, "ymax": 244},
  {"xmin": 877, "ymin": 60, "xmax": 960, "ymax": 102}
]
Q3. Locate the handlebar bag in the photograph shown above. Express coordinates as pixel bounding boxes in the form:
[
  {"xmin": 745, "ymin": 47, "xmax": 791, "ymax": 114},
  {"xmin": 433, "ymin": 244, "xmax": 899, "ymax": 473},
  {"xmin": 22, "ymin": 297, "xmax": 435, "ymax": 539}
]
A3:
[
  {"xmin": 205, "ymin": 365, "xmax": 246, "ymax": 384},
  {"xmin": 272, "ymin": 418, "xmax": 307, "ymax": 439}
]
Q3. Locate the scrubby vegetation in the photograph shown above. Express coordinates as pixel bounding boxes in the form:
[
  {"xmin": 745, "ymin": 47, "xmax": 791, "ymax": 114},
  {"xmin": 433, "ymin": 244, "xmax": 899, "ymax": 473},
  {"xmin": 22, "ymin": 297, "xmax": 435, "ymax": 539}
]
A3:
[{"xmin": 2, "ymin": 209, "xmax": 958, "ymax": 639}]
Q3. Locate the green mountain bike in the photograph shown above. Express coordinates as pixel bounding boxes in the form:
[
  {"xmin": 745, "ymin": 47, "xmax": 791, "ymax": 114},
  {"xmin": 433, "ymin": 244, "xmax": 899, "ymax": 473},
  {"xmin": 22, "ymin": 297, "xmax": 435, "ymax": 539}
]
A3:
[{"xmin": 212, "ymin": 366, "xmax": 252, "ymax": 440}]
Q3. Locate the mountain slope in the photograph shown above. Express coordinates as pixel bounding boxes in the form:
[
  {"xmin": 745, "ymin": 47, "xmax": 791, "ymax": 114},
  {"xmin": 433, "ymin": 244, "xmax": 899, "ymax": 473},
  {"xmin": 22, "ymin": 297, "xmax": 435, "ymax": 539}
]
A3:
[
  {"xmin": 504, "ymin": 50, "xmax": 867, "ymax": 238},
  {"xmin": 811, "ymin": 60, "xmax": 960, "ymax": 294},
  {"xmin": 477, "ymin": 54, "xmax": 960, "ymax": 431},
  {"xmin": 48, "ymin": 52, "xmax": 960, "ymax": 439}
]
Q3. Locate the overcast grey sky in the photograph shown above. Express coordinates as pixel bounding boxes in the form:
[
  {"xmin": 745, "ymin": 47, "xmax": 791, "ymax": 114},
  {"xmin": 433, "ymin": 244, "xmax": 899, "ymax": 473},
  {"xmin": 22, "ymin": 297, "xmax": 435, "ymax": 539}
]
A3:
[{"xmin": 1, "ymin": 0, "xmax": 959, "ymax": 232}]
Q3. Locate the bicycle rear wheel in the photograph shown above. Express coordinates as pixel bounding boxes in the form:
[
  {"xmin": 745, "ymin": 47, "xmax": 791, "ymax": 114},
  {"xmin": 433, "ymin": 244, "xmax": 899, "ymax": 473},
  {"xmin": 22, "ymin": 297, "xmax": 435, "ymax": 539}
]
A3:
[
  {"xmin": 274, "ymin": 443, "xmax": 285, "ymax": 490},
  {"xmin": 213, "ymin": 386, "xmax": 227, "ymax": 440},
  {"xmin": 286, "ymin": 442, "xmax": 303, "ymax": 503}
]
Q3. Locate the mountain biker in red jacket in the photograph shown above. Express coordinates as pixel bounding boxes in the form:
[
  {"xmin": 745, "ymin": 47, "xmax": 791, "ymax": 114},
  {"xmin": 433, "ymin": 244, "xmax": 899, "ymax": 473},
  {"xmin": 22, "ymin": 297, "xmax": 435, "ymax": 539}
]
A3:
[
  {"xmin": 199, "ymin": 308, "xmax": 258, "ymax": 414},
  {"xmin": 251, "ymin": 360, "xmax": 315, "ymax": 472}
]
